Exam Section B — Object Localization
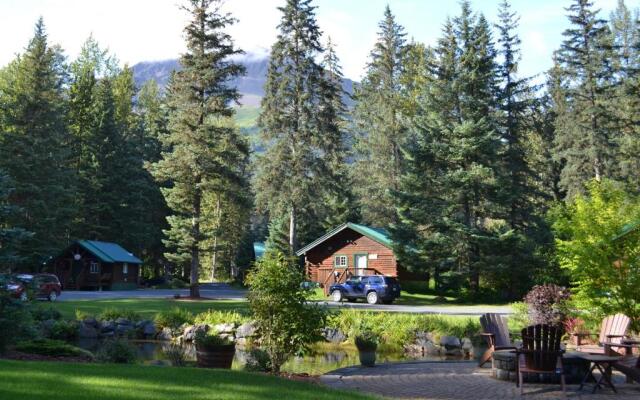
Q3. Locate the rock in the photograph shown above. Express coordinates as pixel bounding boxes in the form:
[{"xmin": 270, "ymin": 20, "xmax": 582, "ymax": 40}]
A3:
[
  {"xmin": 101, "ymin": 330, "xmax": 115, "ymax": 338},
  {"xmin": 445, "ymin": 347, "xmax": 463, "ymax": 356},
  {"xmin": 182, "ymin": 324, "xmax": 209, "ymax": 342},
  {"xmin": 83, "ymin": 317, "xmax": 99, "ymax": 328},
  {"xmin": 439, "ymin": 335, "xmax": 461, "ymax": 349},
  {"xmin": 213, "ymin": 323, "xmax": 235, "ymax": 334},
  {"xmin": 236, "ymin": 322, "xmax": 257, "ymax": 338},
  {"xmin": 156, "ymin": 327, "xmax": 173, "ymax": 341},
  {"xmin": 101, "ymin": 320, "xmax": 116, "ymax": 332},
  {"xmin": 116, "ymin": 324, "xmax": 134, "ymax": 336},
  {"xmin": 461, "ymin": 338, "xmax": 473, "ymax": 354},
  {"xmin": 142, "ymin": 321, "xmax": 156, "ymax": 337},
  {"xmin": 235, "ymin": 337, "xmax": 249, "ymax": 347},
  {"xmin": 115, "ymin": 317, "xmax": 131, "ymax": 325},
  {"xmin": 322, "ymin": 328, "xmax": 346, "ymax": 344},
  {"xmin": 424, "ymin": 341, "xmax": 442, "ymax": 356},
  {"xmin": 78, "ymin": 322, "xmax": 99, "ymax": 339}
]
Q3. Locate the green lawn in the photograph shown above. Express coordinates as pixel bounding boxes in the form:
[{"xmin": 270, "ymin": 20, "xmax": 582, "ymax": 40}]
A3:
[
  {"xmin": 49, "ymin": 298, "xmax": 249, "ymax": 320},
  {"xmin": 0, "ymin": 360, "xmax": 376, "ymax": 400}
]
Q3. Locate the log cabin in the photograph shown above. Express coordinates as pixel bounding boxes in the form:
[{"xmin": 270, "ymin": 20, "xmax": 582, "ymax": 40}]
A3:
[
  {"xmin": 296, "ymin": 222, "xmax": 420, "ymax": 294},
  {"xmin": 49, "ymin": 240, "xmax": 142, "ymax": 290}
]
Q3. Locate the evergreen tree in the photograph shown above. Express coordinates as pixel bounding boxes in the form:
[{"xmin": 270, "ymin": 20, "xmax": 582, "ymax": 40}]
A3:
[
  {"xmin": 352, "ymin": 6, "xmax": 407, "ymax": 226},
  {"xmin": 151, "ymin": 0, "xmax": 246, "ymax": 297},
  {"xmin": 0, "ymin": 19, "xmax": 75, "ymax": 267},
  {"xmin": 0, "ymin": 171, "xmax": 32, "ymax": 270},
  {"xmin": 392, "ymin": 2, "xmax": 502, "ymax": 294},
  {"xmin": 554, "ymin": 0, "xmax": 618, "ymax": 198},
  {"xmin": 255, "ymin": 0, "xmax": 340, "ymax": 250}
]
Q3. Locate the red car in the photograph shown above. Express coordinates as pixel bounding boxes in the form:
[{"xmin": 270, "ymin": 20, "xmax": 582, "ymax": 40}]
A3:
[
  {"xmin": 14, "ymin": 273, "xmax": 62, "ymax": 301},
  {"xmin": 0, "ymin": 273, "xmax": 28, "ymax": 301}
]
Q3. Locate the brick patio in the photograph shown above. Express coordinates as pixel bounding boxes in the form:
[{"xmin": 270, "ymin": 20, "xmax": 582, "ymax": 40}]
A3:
[{"xmin": 320, "ymin": 361, "xmax": 640, "ymax": 399}]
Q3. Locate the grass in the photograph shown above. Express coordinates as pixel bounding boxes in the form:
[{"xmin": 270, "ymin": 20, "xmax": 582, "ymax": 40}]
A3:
[
  {"xmin": 0, "ymin": 360, "xmax": 376, "ymax": 400},
  {"xmin": 49, "ymin": 298, "xmax": 249, "ymax": 320}
]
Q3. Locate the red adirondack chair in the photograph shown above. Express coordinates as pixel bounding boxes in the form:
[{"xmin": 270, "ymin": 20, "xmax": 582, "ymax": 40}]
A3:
[
  {"xmin": 516, "ymin": 324, "xmax": 566, "ymax": 396},
  {"xmin": 478, "ymin": 313, "xmax": 517, "ymax": 367},
  {"xmin": 605, "ymin": 340, "xmax": 640, "ymax": 384},
  {"xmin": 575, "ymin": 314, "xmax": 630, "ymax": 355}
]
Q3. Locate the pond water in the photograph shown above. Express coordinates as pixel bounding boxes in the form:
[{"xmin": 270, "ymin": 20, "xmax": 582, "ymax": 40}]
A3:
[{"xmin": 76, "ymin": 339, "xmax": 470, "ymax": 375}]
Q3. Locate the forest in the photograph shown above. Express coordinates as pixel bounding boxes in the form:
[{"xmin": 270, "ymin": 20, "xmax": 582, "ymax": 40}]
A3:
[{"xmin": 1, "ymin": 0, "xmax": 639, "ymax": 300}]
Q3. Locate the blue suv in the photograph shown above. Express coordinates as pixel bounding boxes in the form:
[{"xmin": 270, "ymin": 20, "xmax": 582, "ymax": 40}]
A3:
[{"xmin": 328, "ymin": 275, "xmax": 401, "ymax": 304}]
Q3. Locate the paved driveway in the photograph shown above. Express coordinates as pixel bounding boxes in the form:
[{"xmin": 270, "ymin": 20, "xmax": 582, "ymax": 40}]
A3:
[
  {"xmin": 322, "ymin": 361, "xmax": 640, "ymax": 399},
  {"xmin": 58, "ymin": 283, "xmax": 247, "ymax": 301}
]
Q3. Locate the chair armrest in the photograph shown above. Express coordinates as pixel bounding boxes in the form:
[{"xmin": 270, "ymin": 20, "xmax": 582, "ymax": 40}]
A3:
[
  {"xmin": 603, "ymin": 341, "xmax": 639, "ymax": 356},
  {"xmin": 606, "ymin": 334, "xmax": 626, "ymax": 339},
  {"xmin": 622, "ymin": 339, "xmax": 640, "ymax": 345}
]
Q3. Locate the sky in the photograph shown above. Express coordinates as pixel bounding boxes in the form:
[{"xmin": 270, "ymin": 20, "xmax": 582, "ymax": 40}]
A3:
[{"xmin": 0, "ymin": 0, "xmax": 629, "ymax": 81}]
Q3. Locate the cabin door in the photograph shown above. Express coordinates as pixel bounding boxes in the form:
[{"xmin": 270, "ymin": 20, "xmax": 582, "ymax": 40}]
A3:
[{"xmin": 355, "ymin": 254, "xmax": 367, "ymax": 276}]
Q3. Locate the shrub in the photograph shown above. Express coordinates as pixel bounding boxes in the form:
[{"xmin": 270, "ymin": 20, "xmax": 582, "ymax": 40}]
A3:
[
  {"xmin": 49, "ymin": 320, "xmax": 78, "ymax": 340},
  {"xmin": 243, "ymin": 348, "xmax": 273, "ymax": 373},
  {"xmin": 0, "ymin": 289, "xmax": 35, "ymax": 354},
  {"xmin": 246, "ymin": 251, "xmax": 327, "ymax": 373},
  {"xmin": 523, "ymin": 284, "xmax": 571, "ymax": 325},
  {"xmin": 98, "ymin": 308, "xmax": 142, "ymax": 322},
  {"xmin": 553, "ymin": 179, "xmax": 640, "ymax": 331},
  {"xmin": 163, "ymin": 343, "xmax": 187, "ymax": 367},
  {"xmin": 75, "ymin": 309, "xmax": 94, "ymax": 321},
  {"xmin": 95, "ymin": 339, "xmax": 138, "ymax": 364},
  {"xmin": 14, "ymin": 339, "xmax": 93, "ymax": 359},
  {"xmin": 31, "ymin": 306, "xmax": 62, "ymax": 321},
  {"xmin": 194, "ymin": 310, "xmax": 248, "ymax": 326},
  {"xmin": 194, "ymin": 330, "xmax": 233, "ymax": 349},
  {"xmin": 154, "ymin": 307, "xmax": 194, "ymax": 330},
  {"xmin": 354, "ymin": 331, "xmax": 378, "ymax": 351}
]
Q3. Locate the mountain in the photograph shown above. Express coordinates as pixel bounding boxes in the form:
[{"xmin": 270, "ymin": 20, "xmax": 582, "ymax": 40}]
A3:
[{"xmin": 131, "ymin": 54, "xmax": 355, "ymax": 108}]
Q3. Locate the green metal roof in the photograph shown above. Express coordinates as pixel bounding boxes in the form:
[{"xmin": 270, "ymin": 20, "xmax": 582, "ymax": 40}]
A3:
[
  {"xmin": 78, "ymin": 240, "xmax": 142, "ymax": 264},
  {"xmin": 295, "ymin": 222, "xmax": 393, "ymax": 256},
  {"xmin": 253, "ymin": 242, "xmax": 265, "ymax": 259}
]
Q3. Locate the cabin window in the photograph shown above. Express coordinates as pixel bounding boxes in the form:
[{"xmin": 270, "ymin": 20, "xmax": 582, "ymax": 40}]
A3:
[
  {"xmin": 334, "ymin": 255, "xmax": 347, "ymax": 268},
  {"xmin": 89, "ymin": 261, "xmax": 99, "ymax": 274},
  {"xmin": 123, "ymin": 263, "xmax": 128, "ymax": 274}
]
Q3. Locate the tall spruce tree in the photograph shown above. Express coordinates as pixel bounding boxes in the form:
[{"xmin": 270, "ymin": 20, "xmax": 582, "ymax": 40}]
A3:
[
  {"xmin": 0, "ymin": 171, "xmax": 32, "ymax": 270},
  {"xmin": 0, "ymin": 19, "xmax": 75, "ymax": 267},
  {"xmin": 554, "ymin": 0, "xmax": 618, "ymax": 198},
  {"xmin": 392, "ymin": 2, "xmax": 502, "ymax": 294},
  {"xmin": 352, "ymin": 6, "xmax": 407, "ymax": 227},
  {"xmin": 255, "ymin": 0, "xmax": 339, "ymax": 250},
  {"xmin": 151, "ymin": 0, "xmax": 246, "ymax": 297}
]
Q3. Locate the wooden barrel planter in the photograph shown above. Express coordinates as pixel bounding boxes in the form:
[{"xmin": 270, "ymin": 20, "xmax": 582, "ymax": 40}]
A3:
[{"xmin": 196, "ymin": 343, "xmax": 236, "ymax": 369}]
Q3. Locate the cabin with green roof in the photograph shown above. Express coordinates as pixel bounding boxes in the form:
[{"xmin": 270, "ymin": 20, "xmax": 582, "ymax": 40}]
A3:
[
  {"xmin": 50, "ymin": 240, "xmax": 142, "ymax": 290},
  {"xmin": 296, "ymin": 222, "xmax": 419, "ymax": 292}
]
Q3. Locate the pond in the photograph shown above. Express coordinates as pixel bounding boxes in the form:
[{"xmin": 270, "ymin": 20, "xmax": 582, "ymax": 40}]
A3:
[{"xmin": 76, "ymin": 339, "xmax": 471, "ymax": 375}]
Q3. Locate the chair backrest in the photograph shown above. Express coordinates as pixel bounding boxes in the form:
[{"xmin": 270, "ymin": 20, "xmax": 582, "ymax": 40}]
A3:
[
  {"xmin": 521, "ymin": 324, "xmax": 564, "ymax": 372},
  {"xmin": 598, "ymin": 314, "xmax": 630, "ymax": 345},
  {"xmin": 480, "ymin": 313, "xmax": 511, "ymax": 347}
]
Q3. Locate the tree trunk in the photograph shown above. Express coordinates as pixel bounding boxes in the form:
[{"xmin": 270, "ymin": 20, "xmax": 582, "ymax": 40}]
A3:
[
  {"xmin": 289, "ymin": 205, "xmax": 296, "ymax": 252},
  {"xmin": 210, "ymin": 195, "xmax": 221, "ymax": 282},
  {"xmin": 190, "ymin": 185, "xmax": 202, "ymax": 298}
]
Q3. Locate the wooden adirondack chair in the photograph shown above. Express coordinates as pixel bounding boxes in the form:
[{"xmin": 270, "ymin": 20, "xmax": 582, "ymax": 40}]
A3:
[
  {"xmin": 575, "ymin": 314, "xmax": 630, "ymax": 355},
  {"xmin": 478, "ymin": 313, "xmax": 517, "ymax": 367},
  {"xmin": 516, "ymin": 324, "xmax": 566, "ymax": 397},
  {"xmin": 605, "ymin": 340, "xmax": 640, "ymax": 384}
]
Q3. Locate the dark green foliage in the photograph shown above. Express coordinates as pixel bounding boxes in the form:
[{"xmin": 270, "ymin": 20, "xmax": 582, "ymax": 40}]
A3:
[
  {"xmin": 151, "ymin": 0, "xmax": 248, "ymax": 296},
  {"xmin": 0, "ymin": 290, "xmax": 35, "ymax": 353},
  {"xmin": 14, "ymin": 339, "xmax": 93, "ymax": 359},
  {"xmin": 194, "ymin": 330, "xmax": 234, "ymax": 348},
  {"xmin": 243, "ymin": 348, "xmax": 273, "ymax": 373},
  {"xmin": 0, "ymin": 19, "xmax": 75, "ymax": 268},
  {"xmin": 255, "ymin": 0, "xmax": 346, "ymax": 251},
  {"xmin": 48, "ymin": 320, "xmax": 79, "ymax": 341},
  {"xmin": 95, "ymin": 339, "xmax": 138, "ymax": 364},
  {"xmin": 98, "ymin": 308, "xmax": 142, "ymax": 322},
  {"xmin": 246, "ymin": 251, "xmax": 326, "ymax": 373},
  {"xmin": 31, "ymin": 306, "xmax": 62, "ymax": 321},
  {"xmin": 0, "ymin": 171, "xmax": 32, "ymax": 269},
  {"xmin": 352, "ymin": 6, "xmax": 407, "ymax": 226},
  {"xmin": 354, "ymin": 331, "xmax": 378, "ymax": 351}
]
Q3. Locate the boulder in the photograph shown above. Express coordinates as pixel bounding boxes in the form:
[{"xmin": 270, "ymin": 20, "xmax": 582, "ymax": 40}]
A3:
[
  {"xmin": 213, "ymin": 323, "xmax": 235, "ymax": 334},
  {"xmin": 424, "ymin": 341, "xmax": 442, "ymax": 356},
  {"xmin": 461, "ymin": 338, "xmax": 473, "ymax": 352},
  {"xmin": 116, "ymin": 324, "xmax": 134, "ymax": 336},
  {"xmin": 439, "ymin": 335, "xmax": 461, "ymax": 349},
  {"xmin": 235, "ymin": 337, "xmax": 249, "ymax": 347},
  {"xmin": 142, "ymin": 321, "xmax": 156, "ymax": 337},
  {"xmin": 322, "ymin": 328, "xmax": 346, "ymax": 344},
  {"xmin": 115, "ymin": 317, "xmax": 131, "ymax": 325},
  {"xmin": 83, "ymin": 317, "xmax": 99, "ymax": 328},
  {"xmin": 156, "ymin": 327, "xmax": 174, "ymax": 341},
  {"xmin": 236, "ymin": 322, "xmax": 257, "ymax": 338},
  {"xmin": 78, "ymin": 322, "xmax": 99, "ymax": 339},
  {"xmin": 101, "ymin": 320, "xmax": 116, "ymax": 332},
  {"xmin": 182, "ymin": 324, "xmax": 209, "ymax": 342}
]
